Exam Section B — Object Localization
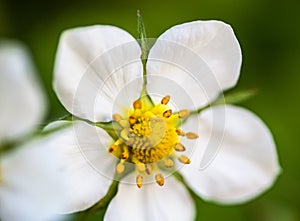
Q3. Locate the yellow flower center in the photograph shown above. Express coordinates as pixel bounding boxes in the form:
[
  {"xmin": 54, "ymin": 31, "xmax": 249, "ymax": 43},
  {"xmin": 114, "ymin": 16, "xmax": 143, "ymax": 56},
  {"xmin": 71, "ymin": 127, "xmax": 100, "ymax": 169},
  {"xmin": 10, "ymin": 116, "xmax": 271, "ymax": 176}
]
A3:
[{"xmin": 109, "ymin": 95, "xmax": 198, "ymax": 188}]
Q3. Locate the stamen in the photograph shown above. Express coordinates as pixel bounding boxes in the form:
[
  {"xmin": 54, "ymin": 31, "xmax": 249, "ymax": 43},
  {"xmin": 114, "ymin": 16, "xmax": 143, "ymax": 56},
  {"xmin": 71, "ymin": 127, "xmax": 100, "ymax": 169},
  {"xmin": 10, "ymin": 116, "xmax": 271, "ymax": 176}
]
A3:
[
  {"xmin": 179, "ymin": 155, "xmax": 191, "ymax": 164},
  {"xmin": 185, "ymin": 132, "xmax": 199, "ymax": 139},
  {"xmin": 136, "ymin": 175, "xmax": 143, "ymax": 188},
  {"xmin": 113, "ymin": 113, "xmax": 122, "ymax": 122},
  {"xmin": 133, "ymin": 100, "xmax": 142, "ymax": 109},
  {"xmin": 163, "ymin": 109, "xmax": 172, "ymax": 118},
  {"xmin": 129, "ymin": 116, "xmax": 136, "ymax": 125},
  {"xmin": 178, "ymin": 109, "xmax": 190, "ymax": 118},
  {"xmin": 155, "ymin": 173, "xmax": 165, "ymax": 186},
  {"xmin": 136, "ymin": 163, "xmax": 146, "ymax": 173},
  {"xmin": 175, "ymin": 128, "xmax": 185, "ymax": 136},
  {"xmin": 121, "ymin": 147, "xmax": 129, "ymax": 160},
  {"xmin": 145, "ymin": 164, "xmax": 153, "ymax": 175},
  {"xmin": 161, "ymin": 95, "xmax": 170, "ymax": 105},
  {"xmin": 174, "ymin": 143, "xmax": 186, "ymax": 152},
  {"xmin": 116, "ymin": 162, "xmax": 125, "ymax": 174},
  {"xmin": 108, "ymin": 144, "xmax": 118, "ymax": 153},
  {"xmin": 164, "ymin": 159, "xmax": 174, "ymax": 168}
]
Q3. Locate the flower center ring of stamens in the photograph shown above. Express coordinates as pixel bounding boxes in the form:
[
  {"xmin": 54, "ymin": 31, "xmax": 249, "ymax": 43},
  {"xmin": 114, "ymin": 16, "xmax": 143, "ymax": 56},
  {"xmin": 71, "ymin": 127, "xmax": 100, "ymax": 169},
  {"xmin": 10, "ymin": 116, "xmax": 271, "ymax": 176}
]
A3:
[{"xmin": 109, "ymin": 95, "xmax": 198, "ymax": 188}]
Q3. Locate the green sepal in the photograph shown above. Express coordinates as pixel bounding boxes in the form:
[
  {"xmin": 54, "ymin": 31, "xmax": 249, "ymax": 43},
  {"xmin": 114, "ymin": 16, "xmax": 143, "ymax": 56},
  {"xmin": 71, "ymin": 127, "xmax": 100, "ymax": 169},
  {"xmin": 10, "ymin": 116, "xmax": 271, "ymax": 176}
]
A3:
[
  {"xmin": 95, "ymin": 121, "xmax": 121, "ymax": 141},
  {"xmin": 213, "ymin": 88, "xmax": 257, "ymax": 106}
]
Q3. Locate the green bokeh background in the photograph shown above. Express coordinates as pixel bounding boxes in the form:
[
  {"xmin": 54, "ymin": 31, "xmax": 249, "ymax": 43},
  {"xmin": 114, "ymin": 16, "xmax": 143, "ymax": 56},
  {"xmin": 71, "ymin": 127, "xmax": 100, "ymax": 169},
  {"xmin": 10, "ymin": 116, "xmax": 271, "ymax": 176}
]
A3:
[{"xmin": 0, "ymin": 0, "xmax": 299, "ymax": 220}]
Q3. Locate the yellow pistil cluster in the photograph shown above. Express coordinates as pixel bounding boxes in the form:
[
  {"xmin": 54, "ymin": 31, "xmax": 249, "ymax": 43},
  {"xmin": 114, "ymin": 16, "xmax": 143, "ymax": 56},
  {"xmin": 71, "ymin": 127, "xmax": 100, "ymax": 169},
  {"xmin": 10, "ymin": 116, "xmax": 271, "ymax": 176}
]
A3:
[{"xmin": 109, "ymin": 95, "xmax": 199, "ymax": 188}]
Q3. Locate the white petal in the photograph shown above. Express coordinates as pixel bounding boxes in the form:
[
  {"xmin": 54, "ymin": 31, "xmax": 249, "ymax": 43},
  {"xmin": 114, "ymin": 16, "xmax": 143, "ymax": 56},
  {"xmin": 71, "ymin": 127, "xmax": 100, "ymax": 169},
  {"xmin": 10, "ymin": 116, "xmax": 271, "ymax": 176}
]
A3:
[
  {"xmin": 147, "ymin": 20, "xmax": 242, "ymax": 109},
  {"xmin": 53, "ymin": 25, "xmax": 143, "ymax": 122},
  {"xmin": 43, "ymin": 120, "xmax": 116, "ymax": 213},
  {"xmin": 0, "ymin": 40, "xmax": 46, "ymax": 143},
  {"xmin": 104, "ymin": 175, "xmax": 195, "ymax": 221},
  {"xmin": 0, "ymin": 136, "xmax": 67, "ymax": 221},
  {"xmin": 180, "ymin": 105, "xmax": 281, "ymax": 204}
]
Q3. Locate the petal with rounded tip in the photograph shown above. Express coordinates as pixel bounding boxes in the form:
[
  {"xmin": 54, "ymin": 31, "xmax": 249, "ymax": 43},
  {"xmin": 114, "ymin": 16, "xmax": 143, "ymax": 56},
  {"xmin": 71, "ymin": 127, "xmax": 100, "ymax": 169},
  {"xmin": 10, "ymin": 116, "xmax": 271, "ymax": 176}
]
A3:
[
  {"xmin": 181, "ymin": 105, "xmax": 281, "ymax": 204},
  {"xmin": 53, "ymin": 25, "xmax": 143, "ymax": 122},
  {"xmin": 104, "ymin": 175, "xmax": 195, "ymax": 221},
  {"xmin": 147, "ymin": 20, "xmax": 242, "ymax": 110}
]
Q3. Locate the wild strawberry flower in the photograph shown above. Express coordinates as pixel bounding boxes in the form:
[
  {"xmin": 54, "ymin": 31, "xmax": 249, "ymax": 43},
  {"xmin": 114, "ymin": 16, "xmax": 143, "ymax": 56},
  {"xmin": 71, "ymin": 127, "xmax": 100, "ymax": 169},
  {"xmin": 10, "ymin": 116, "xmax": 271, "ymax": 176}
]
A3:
[
  {"xmin": 0, "ymin": 41, "xmax": 66, "ymax": 221},
  {"xmin": 50, "ymin": 20, "xmax": 280, "ymax": 220}
]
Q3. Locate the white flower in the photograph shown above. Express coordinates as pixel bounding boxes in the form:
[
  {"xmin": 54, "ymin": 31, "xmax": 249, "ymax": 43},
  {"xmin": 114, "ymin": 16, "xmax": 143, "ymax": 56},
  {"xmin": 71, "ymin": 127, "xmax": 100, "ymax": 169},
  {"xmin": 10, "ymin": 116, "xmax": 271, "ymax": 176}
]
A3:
[
  {"xmin": 50, "ymin": 20, "xmax": 281, "ymax": 220},
  {"xmin": 0, "ymin": 41, "xmax": 66, "ymax": 221}
]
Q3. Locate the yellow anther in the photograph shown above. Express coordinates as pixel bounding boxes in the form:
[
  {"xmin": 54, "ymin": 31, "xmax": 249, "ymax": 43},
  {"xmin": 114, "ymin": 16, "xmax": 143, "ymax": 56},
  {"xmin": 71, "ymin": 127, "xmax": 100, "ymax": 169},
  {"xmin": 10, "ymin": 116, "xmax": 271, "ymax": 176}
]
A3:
[
  {"xmin": 145, "ymin": 164, "xmax": 153, "ymax": 175},
  {"xmin": 185, "ymin": 132, "xmax": 199, "ymax": 139},
  {"xmin": 164, "ymin": 159, "xmax": 174, "ymax": 168},
  {"xmin": 178, "ymin": 109, "xmax": 190, "ymax": 118},
  {"xmin": 113, "ymin": 113, "xmax": 122, "ymax": 122},
  {"xmin": 174, "ymin": 143, "xmax": 186, "ymax": 152},
  {"xmin": 178, "ymin": 155, "xmax": 191, "ymax": 164},
  {"xmin": 136, "ymin": 175, "xmax": 143, "ymax": 188},
  {"xmin": 108, "ymin": 144, "xmax": 118, "ymax": 153},
  {"xmin": 136, "ymin": 163, "xmax": 146, "ymax": 173},
  {"xmin": 175, "ymin": 128, "xmax": 185, "ymax": 136},
  {"xmin": 116, "ymin": 162, "xmax": 125, "ymax": 174},
  {"xmin": 155, "ymin": 173, "xmax": 165, "ymax": 186},
  {"xmin": 129, "ymin": 116, "xmax": 137, "ymax": 125},
  {"xmin": 121, "ymin": 148, "xmax": 129, "ymax": 160},
  {"xmin": 161, "ymin": 95, "xmax": 171, "ymax": 105},
  {"xmin": 163, "ymin": 109, "xmax": 172, "ymax": 118},
  {"xmin": 133, "ymin": 100, "xmax": 142, "ymax": 109}
]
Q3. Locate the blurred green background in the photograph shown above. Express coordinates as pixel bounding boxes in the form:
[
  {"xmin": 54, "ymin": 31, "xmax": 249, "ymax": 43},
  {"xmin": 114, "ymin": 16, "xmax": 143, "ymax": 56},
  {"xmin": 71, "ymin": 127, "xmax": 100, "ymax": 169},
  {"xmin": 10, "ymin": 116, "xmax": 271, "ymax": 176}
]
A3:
[{"xmin": 0, "ymin": 0, "xmax": 299, "ymax": 220}]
